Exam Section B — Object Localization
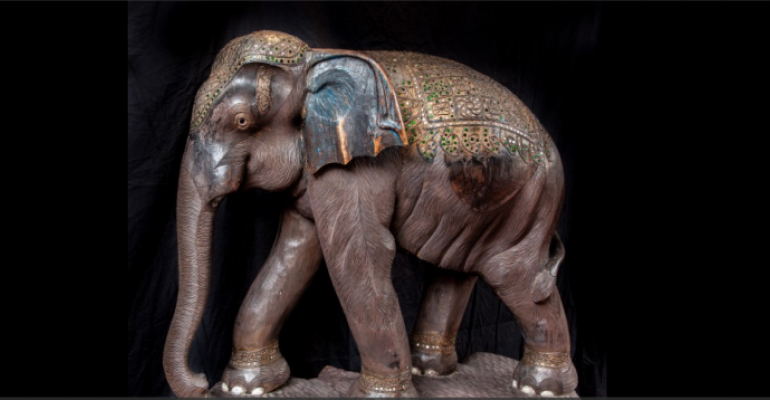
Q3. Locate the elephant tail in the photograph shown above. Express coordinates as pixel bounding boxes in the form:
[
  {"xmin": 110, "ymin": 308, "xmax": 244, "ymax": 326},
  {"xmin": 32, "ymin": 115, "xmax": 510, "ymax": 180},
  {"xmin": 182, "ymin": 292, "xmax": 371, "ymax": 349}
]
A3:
[{"xmin": 531, "ymin": 233, "xmax": 565, "ymax": 303}]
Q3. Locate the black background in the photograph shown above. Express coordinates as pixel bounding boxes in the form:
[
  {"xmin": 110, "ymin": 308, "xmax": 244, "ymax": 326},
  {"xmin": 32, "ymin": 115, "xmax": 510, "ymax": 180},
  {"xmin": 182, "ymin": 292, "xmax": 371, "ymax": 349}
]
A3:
[{"xmin": 128, "ymin": 2, "xmax": 770, "ymax": 398}]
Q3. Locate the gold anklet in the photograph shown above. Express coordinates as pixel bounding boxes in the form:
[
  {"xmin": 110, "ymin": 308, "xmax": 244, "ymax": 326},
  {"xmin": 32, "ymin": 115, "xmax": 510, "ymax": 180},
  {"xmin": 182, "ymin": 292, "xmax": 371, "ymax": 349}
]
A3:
[
  {"xmin": 230, "ymin": 341, "xmax": 281, "ymax": 368},
  {"xmin": 410, "ymin": 331, "xmax": 456, "ymax": 355},
  {"xmin": 359, "ymin": 367, "xmax": 411, "ymax": 393},
  {"xmin": 521, "ymin": 345, "xmax": 570, "ymax": 369}
]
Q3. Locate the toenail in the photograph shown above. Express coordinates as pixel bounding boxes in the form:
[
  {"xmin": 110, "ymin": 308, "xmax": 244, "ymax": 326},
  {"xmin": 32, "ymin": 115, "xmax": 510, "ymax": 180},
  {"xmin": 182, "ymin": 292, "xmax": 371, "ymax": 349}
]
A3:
[{"xmin": 522, "ymin": 385, "xmax": 535, "ymax": 395}]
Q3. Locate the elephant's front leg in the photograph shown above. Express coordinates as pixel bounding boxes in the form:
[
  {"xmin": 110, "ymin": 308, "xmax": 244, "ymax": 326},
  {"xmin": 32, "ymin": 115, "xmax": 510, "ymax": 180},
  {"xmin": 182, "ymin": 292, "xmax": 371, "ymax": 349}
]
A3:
[
  {"xmin": 410, "ymin": 268, "xmax": 478, "ymax": 377},
  {"xmin": 218, "ymin": 207, "xmax": 323, "ymax": 396},
  {"xmin": 309, "ymin": 161, "xmax": 418, "ymax": 398}
]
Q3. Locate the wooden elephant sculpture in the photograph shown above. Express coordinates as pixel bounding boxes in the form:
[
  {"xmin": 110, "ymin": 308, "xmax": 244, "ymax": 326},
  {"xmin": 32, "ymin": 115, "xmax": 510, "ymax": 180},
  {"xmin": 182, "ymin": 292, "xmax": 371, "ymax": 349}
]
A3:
[{"xmin": 164, "ymin": 30, "xmax": 576, "ymax": 398}]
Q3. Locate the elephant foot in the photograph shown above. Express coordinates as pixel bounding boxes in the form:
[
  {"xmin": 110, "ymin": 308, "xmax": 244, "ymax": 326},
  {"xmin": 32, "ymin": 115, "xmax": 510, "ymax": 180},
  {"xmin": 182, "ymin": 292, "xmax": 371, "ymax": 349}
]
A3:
[
  {"xmin": 218, "ymin": 342, "xmax": 290, "ymax": 396},
  {"xmin": 511, "ymin": 346, "xmax": 577, "ymax": 397},
  {"xmin": 345, "ymin": 367, "xmax": 419, "ymax": 398},
  {"xmin": 410, "ymin": 332, "xmax": 457, "ymax": 376}
]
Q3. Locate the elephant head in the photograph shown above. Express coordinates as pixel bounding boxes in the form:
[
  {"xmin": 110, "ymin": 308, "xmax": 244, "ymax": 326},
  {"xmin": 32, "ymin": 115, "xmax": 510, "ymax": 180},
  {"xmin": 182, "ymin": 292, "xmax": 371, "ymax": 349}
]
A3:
[{"xmin": 163, "ymin": 30, "xmax": 407, "ymax": 397}]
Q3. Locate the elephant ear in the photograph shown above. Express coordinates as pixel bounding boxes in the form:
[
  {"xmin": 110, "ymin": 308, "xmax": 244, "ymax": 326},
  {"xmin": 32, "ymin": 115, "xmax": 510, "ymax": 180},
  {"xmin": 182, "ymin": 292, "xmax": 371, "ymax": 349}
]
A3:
[{"xmin": 304, "ymin": 50, "xmax": 407, "ymax": 174}]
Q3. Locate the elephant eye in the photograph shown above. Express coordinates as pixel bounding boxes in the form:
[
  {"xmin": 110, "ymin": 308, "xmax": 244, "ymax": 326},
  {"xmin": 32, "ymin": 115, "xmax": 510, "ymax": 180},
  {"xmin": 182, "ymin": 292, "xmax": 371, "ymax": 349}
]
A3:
[{"xmin": 233, "ymin": 112, "xmax": 254, "ymax": 131}]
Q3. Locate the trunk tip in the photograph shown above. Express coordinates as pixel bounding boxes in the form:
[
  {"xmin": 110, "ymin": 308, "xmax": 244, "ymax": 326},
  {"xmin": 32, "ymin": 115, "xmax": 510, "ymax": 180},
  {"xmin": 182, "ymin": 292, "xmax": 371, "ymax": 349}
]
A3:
[{"xmin": 165, "ymin": 367, "xmax": 209, "ymax": 397}]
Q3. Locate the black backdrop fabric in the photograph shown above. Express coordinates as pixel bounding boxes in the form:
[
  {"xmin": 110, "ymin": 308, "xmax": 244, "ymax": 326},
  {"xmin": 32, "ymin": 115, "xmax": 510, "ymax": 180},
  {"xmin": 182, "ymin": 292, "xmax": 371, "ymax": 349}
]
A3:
[{"xmin": 128, "ymin": 2, "xmax": 608, "ymax": 397}]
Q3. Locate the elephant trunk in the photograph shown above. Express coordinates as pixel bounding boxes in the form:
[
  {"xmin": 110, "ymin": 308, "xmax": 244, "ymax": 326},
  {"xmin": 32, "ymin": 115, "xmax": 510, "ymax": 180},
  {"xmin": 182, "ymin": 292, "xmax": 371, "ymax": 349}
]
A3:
[{"xmin": 163, "ymin": 147, "xmax": 218, "ymax": 398}]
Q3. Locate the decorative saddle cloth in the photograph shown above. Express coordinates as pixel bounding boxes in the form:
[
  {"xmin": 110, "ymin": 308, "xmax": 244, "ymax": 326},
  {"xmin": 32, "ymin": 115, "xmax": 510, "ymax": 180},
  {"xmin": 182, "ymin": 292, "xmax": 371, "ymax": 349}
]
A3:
[{"xmin": 365, "ymin": 51, "xmax": 550, "ymax": 165}]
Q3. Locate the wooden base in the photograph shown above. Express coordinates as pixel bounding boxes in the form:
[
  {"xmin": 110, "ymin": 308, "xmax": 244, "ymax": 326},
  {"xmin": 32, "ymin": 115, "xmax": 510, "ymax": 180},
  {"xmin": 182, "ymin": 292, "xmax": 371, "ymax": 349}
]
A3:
[{"xmin": 208, "ymin": 352, "xmax": 579, "ymax": 398}]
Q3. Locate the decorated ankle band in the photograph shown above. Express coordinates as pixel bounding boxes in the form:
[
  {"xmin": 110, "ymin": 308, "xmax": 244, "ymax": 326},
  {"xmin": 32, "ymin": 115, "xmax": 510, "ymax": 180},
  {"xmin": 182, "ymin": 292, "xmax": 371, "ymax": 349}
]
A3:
[
  {"xmin": 230, "ymin": 341, "xmax": 281, "ymax": 368},
  {"xmin": 521, "ymin": 345, "xmax": 571, "ymax": 369},
  {"xmin": 359, "ymin": 367, "xmax": 412, "ymax": 393},
  {"xmin": 410, "ymin": 332, "xmax": 456, "ymax": 355}
]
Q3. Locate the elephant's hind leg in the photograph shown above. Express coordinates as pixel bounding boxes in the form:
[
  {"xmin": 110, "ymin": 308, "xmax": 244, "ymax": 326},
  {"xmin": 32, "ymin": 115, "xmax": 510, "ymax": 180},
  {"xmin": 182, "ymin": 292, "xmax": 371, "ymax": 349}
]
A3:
[
  {"xmin": 410, "ymin": 268, "xmax": 477, "ymax": 377},
  {"xmin": 478, "ymin": 238, "xmax": 577, "ymax": 397},
  {"xmin": 308, "ymin": 159, "xmax": 418, "ymax": 398},
  {"xmin": 217, "ymin": 207, "xmax": 323, "ymax": 396}
]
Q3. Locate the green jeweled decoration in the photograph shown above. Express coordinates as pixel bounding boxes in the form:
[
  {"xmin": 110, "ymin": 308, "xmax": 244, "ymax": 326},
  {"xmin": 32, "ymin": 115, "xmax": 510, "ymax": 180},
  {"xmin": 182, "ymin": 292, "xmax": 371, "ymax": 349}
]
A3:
[{"xmin": 365, "ymin": 50, "xmax": 548, "ymax": 165}]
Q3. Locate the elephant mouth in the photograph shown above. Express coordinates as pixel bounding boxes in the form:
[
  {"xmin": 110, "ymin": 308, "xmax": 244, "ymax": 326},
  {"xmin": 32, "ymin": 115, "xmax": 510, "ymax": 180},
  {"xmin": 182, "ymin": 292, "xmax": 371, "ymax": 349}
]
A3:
[{"xmin": 211, "ymin": 195, "xmax": 225, "ymax": 208}]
